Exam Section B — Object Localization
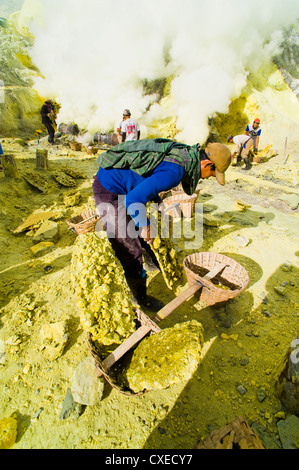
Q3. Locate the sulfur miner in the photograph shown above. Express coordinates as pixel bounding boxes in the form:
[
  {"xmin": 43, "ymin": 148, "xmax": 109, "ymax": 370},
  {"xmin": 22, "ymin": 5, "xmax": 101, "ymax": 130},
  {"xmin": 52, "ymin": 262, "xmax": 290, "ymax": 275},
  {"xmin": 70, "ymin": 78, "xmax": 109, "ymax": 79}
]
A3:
[
  {"xmin": 71, "ymin": 232, "xmax": 136, "ymax": 353},
  {"xmin": 93, "ymin": 138, "xmax": 231, "ymax": 311}
]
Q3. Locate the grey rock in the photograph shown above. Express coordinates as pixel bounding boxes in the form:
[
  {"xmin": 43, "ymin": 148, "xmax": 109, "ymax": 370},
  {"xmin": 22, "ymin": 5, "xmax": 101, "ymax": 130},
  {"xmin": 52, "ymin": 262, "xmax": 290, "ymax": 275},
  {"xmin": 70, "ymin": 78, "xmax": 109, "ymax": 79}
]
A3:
[
  {"xmin": 240, "ymin": 355, "xmax": 249, "ymax": 366},
  {"xmin": 262, "ymin": 310, "xmax": 271, "ymax": 317},
  {"xmin": 32, "ymin": 408, "xmax": 43, "ymax": 419},
  {"xmin": 257, "ymin": 387, "xmax": 267, "ymax": 402},
  {"xmin": 233, "ymin": 235, "xmax": 250, "ymax": 247},
  {"xmin": 237, "ymin": 384, "xmax": 247, "ymax": 395},
  {"xmin": 33, "ymin": 220, "xmax": 59, "ymax": 242},
  {"xmin": 277, "ymin": 415, "xmax": 299, "ymax": 449},
  {"xmin": 274, "ymin": 285, "xmax": 286, "ymax": 295},
  {"xmin": 260, "ymin": 292, "xmax": 268, "ymax": 304},
  {"xmin": 60, "ymin": 387, "xmax": 84, "ymax": 420},
  {"xmin": 277, "ymin": 193, "xmax": 299, "ymax": 210},
  {"xmin": 281, "ymin": 262, "xmax": 292, "ymax": 272},
  {"xmin": 71, "ymin": 357, "xmax": 105, "ymax": 405},
  {"xmin": 278, "ymin": 341, "xmax": 299, "ymax": 415}
]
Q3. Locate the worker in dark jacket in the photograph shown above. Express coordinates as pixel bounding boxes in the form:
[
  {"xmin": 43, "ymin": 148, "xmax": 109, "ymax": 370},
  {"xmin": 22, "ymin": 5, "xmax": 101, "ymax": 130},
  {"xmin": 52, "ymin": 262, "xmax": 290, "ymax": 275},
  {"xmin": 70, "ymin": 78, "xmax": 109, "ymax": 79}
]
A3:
[
  {"xmin": 0, "ymin": 141, "xmax": 3, "ymax": 171},
  {"xmin": 41, "ymin": 99, "xmax": 56, "ymax": 144},
  {"xmin": 93, "ymin": 138, "xmax": 231, "ymax": 311}
]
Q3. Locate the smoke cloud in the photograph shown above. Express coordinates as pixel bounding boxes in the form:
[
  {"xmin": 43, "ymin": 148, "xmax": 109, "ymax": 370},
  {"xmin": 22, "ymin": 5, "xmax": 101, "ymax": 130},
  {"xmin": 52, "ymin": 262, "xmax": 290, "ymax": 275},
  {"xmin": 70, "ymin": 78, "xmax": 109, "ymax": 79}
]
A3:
[{"xmin": 28, "ymin": 0, "xmax": 299, "ymax": 143}]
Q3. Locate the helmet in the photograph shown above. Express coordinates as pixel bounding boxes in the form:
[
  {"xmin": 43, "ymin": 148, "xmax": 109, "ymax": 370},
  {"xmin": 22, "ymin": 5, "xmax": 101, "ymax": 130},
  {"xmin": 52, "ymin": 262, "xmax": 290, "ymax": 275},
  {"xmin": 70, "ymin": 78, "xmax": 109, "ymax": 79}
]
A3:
[{"xmin": 253, "ymin": 118, "xmax": 260, "ymax": 123}]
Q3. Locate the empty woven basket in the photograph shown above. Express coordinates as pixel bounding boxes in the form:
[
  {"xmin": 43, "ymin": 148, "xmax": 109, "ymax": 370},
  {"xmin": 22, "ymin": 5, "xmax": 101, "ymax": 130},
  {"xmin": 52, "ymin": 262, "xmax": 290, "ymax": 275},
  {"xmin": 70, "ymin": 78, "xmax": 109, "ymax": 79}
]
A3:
[
  {"xmin": 66, "ymin": 210, "xmax": 100, "ymax": 235},
  {"xmin": 183, "ymin": 252, "xmax": 249, "ymax": 305},
  {"xmin": 162, "ymin": 192, "xmax": 198, "ymax": 218},
  {"xmin": 69, "ymin": 141, "xmax": 82, "ymax": 151}
]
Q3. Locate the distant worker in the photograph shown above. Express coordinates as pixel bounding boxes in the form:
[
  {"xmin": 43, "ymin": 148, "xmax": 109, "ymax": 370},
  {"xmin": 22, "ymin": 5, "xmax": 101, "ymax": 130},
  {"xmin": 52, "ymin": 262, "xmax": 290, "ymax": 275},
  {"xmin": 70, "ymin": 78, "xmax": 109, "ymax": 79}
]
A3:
[
  {"xmin": 121, "ymin": 109, "xmax": 140, "ymax": 142},
  {"xmin": 227, "ymin": 134, "xmax": 253, "ymax": 170},
  {"xmin": 245, "ymin": 118, "xmax": 261, "ymax": 152},
  {"xmin": 41, "ymin": 99, "xmax": 56, "ymax": 144},
  {"xmin": 0, "ymin": 141, "xmax": 3, "ymax": 171}
]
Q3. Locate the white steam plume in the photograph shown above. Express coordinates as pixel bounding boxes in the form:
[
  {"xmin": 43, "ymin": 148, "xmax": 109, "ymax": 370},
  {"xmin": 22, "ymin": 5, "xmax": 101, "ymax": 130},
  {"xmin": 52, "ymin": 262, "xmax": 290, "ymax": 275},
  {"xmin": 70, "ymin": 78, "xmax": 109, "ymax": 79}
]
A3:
[{"xmin": 28, "ymin": 0, "xmax": 299, "ymax": 143}]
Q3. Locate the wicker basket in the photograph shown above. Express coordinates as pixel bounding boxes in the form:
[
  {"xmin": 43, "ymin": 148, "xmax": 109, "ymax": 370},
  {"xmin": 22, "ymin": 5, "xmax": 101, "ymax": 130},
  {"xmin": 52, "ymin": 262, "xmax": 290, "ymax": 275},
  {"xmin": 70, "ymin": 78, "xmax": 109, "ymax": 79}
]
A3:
[
  {"xmin": 252, "ymin": 156, "xmax": 265, "ymax": 163},
  {"xmin": 69, "ymin": 141, "xmax": 82, "ymax": 151},
  {"xmin": 159, "ymin": 190, "xmax": 171, "ymax": 200},
  {"xmin": 195, "ymin": 417, "xmax": 264, "ymax": 449},
  {"xmin": 85, "ymin": 146, "xmax": 98, "ymax": 155},
  {"xmin": 162, "ymin": 192, "xmax": 198, "ymax": 218},
  {"xmin": 66, "ymin": 210, "xmax": 100, "ymax": 235},
  {"xmin": 183, "ymin": 252, "xmax": 249, "ymax": 305}
]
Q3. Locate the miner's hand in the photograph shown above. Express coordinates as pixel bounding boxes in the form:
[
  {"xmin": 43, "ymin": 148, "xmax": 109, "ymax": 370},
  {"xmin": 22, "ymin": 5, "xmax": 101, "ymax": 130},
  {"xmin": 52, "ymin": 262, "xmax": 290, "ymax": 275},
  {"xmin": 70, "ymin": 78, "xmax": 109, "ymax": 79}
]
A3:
[{"xmin": 140, "ymin": 225, "xmax": 153, "ymax": 244}]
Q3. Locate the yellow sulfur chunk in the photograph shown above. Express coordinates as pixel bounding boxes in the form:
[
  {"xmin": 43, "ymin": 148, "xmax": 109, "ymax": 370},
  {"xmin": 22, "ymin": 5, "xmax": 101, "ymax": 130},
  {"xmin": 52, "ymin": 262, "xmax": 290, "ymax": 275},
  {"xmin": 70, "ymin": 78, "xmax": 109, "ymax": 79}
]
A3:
[
  {"xmin": 122, "ymin": 320, "xmax": 204, "ymax": 392},
  {"xmin": 0, "ymin": 417, "xmax": 18, "ymax": 449},
  {"xmin": 148, "ymin": 209, "xmax": 183, "ymax": 291},
  {"xmin": 71, "ymin": 233, "xmax": 136, "ymax": 352}
]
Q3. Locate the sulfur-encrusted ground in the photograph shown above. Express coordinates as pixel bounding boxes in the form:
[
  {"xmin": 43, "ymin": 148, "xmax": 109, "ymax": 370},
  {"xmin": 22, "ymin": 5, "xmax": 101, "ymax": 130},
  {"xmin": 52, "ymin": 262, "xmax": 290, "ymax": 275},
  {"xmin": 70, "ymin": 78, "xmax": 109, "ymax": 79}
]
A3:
[{"xmin": 0, "ymin": 135, "xmax": 298, "ymax": 449}]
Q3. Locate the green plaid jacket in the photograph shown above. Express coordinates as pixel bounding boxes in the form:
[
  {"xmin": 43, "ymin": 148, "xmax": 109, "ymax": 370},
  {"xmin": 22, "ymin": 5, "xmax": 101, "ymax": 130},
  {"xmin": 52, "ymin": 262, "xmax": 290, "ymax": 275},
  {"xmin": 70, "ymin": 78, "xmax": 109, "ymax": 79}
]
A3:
[{"xmin": 97, "ymin": 138, "xmax": 201, "ymax": 195}]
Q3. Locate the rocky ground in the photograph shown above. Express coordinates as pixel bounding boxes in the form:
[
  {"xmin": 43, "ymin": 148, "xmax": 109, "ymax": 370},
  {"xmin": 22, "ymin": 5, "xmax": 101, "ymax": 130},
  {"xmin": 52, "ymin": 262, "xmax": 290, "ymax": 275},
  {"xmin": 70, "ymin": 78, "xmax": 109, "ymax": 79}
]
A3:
[{"xmin": 0, "ymin": 135, "xmax": 298, "ymax": 449}]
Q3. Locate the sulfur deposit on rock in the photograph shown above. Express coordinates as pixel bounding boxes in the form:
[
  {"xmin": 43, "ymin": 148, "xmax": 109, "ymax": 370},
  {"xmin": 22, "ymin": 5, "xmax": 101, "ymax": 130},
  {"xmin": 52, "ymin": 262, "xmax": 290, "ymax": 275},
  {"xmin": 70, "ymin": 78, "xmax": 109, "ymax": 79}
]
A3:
[
  {"xmin": 40, "ymin": 321, "xmax": 69, "ymax": 361},
  {"xmin": 0, "ymin": 23, "xmax": 43, "ymax": 138},
  {"xmin": 51, "ymin": 171, "xmax": 77, "ymax": 188},
  {"xmin": 151, "ymin": 236, "xmax": 183, "ymax": 291},
  {"xmin": 59, "ymin": 166, "xmax": 86, "ymax": 180},
  {"xmin": 122, "ymin": 320, "xmax": 204, "ymax": 392},
  {"xmin": 149, "ymin": 210, "xmax": 183, "ymax": 291},
  {"xmin": 22, "ymin": 170, "xmax": 49, "ymax": 192},
  {"xmin": 71, "ymin": 233, "xmax": 136, "ymax": 353}
]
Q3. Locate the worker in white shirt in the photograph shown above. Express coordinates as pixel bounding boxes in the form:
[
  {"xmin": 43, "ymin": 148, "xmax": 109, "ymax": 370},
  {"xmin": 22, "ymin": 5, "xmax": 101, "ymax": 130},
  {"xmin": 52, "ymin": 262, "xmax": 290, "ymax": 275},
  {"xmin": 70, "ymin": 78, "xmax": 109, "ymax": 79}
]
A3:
[
  {"xmin": 121, "ymin": 109, "xmax": 140, "ymax": 142},
  {"xmin": 227, "ymin": 134, "xmax": 253, "ymax": 170}
]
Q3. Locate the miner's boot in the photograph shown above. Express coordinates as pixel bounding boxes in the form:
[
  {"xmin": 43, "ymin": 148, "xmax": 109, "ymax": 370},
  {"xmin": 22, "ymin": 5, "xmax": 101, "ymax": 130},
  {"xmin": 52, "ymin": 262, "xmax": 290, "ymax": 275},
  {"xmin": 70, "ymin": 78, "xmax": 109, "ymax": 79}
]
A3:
[
  {"xmin": 127, "ymin": 276, "xmax": 165, "ymax": 312},
  {"xmin": 140, "ymin": 237, "xmax": 160, "ymax": 271},
  {"xmin": 243, "ymin": 157, "xmax": 252, "ymax": 170},
  {"xmin": 236, "ymin": 156, "xmax": 242, "ymax": 166}
]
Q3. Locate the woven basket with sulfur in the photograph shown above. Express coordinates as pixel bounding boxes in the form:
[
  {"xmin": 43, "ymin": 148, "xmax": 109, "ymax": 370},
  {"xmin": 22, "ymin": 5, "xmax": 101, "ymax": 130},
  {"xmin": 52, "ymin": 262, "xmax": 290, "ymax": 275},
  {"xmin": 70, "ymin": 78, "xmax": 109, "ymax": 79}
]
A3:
[
  {"xmin": 183, "ymin": 252, "xmax": 249, "ymax": 306},
  {"xmin": 85, "ymin": 146, "xmax": 98, "ymax": 155},
  {"xmin": 86, "ymin": 308, "xmax": 160, "ymax": 397},
  {"xmin": 162, "ymin": 192, "xmax": 198, "ymax": 218},
  {"xmin": 195, "ymin": 417, "xmax": 265, "ymax": 449},
  {"xmin": 66, "ymin": 210, "xmax": 100, "ymax": 235}
]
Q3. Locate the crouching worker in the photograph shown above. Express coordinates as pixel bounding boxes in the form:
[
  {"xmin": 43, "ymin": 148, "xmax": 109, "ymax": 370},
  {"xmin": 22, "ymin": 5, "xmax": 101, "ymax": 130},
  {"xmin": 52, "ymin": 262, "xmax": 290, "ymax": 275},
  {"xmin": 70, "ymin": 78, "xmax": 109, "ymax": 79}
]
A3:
[
  {"xmin": 93, "ymin": 138, "xmax": 231, "ymax": 311},
  {"xmin": 227, "ymin": 134, "xmax": 253, "ymax": 170}
]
